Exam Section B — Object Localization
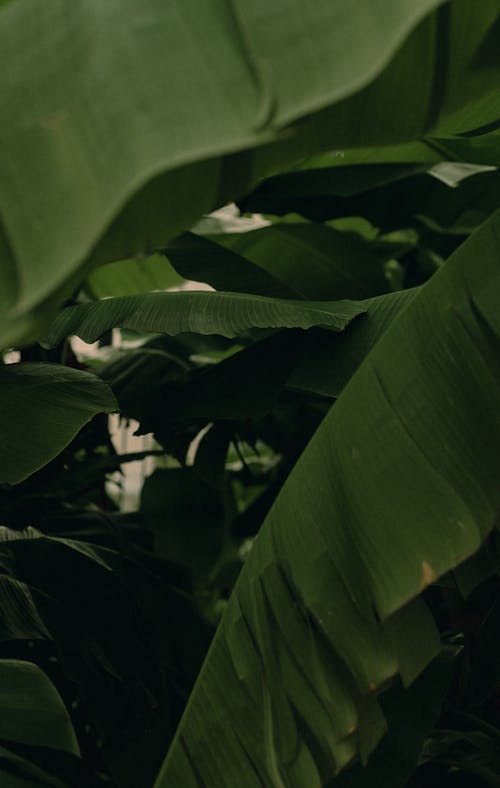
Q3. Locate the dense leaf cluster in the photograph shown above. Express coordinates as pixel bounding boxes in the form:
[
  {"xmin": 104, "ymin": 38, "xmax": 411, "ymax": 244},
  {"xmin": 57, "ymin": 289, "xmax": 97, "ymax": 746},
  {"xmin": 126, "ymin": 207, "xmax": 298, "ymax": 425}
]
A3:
[{"xmin": 0, "ymin": 2, "xmax": 499, "ymax": 787}]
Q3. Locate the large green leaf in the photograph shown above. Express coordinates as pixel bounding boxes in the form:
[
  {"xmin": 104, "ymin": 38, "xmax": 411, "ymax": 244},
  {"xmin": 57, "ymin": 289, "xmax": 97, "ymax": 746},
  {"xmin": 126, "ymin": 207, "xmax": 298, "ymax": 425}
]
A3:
[
  {"xmin": 4, "ymin": 0, "xmax": 500, "ymax": 346},
  {"xmin": 287, "ymin": 130, "xmax": 500, "ymax": 170},
  {"xmin": 43, "ymin": 292, "xmax": 366, "ymax": 345},
  {"xmin": 0, "ymin": 364, "xmax": 117, "ymax": 485},
  {"xmin": 215, "ymin": 223, "xmax": 389, "ymax": 300},
  {"xmin": 0, "ymin": 660, "xmax": 79, "ymax": 755},
  {"xmin": 154, "ymin": 210, "xmax": 500, "ymax": 786}
]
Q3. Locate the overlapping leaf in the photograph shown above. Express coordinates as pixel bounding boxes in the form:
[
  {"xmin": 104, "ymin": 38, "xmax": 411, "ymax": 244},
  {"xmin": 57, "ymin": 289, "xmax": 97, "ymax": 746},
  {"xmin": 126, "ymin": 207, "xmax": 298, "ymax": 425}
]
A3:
[
  {"xmin": 44, "ymin": 292, "xmax": 366, "ymax": 345},
  {"xmin": 213, "ymin": 223, "xmax": 389, "ymax": 300},
  {"xmin": 3, "ymin": 0, "xmax": 500, "ymax": 345},
  {"xmin": 154, "ymin": 210, "xmax": 500, "ymax": 786},
  {"xmin": 241, "ymin": 166, "xmax": 500, "ymax": 233},
  {"xmin": 0, "ymin": 660, "xmax": 79, "ymax": 755},
  {"xmin": 163, "ymin": 233, "xmax": 295, "ymax": 299},
  {"xmin": 0, "ymin": 364, "xmax": 117, "ymax": 485},
  {"xmin": 0, "ymin": 527, "xmax": 209, "ymax": 788}
]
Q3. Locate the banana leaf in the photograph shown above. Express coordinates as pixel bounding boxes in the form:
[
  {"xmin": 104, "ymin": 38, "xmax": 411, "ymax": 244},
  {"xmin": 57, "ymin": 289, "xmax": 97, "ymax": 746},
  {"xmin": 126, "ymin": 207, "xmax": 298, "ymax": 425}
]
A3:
[
  {"xmin": 154, "ymin": 209, "xmax": 500, "ymax": 787},
  {"xmin": 3, "ymin": 0, "xmax": 500, "ymax": 346}
]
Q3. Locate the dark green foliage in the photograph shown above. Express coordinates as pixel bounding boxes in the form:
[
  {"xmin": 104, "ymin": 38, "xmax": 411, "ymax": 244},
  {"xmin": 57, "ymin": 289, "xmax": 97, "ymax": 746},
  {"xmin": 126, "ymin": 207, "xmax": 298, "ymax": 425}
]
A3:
[{"xmin": 1, "ymin": 2, "xmax": 500, "ymax": 786}]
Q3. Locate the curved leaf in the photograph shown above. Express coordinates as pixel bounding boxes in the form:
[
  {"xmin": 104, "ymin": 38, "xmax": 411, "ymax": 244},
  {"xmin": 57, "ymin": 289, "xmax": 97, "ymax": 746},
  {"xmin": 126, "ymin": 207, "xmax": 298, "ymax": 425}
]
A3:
[
  {"xmin": 43, "ymin": 292, "xmax": 366, "ymax": 346},
  {"xmin": 0, "ymin": 752, "xmax": 71, "ymax": 788},
  {"xmin": 239, "ymin": 162, "xmax": 432, "ymax": 215},
  {"xmin": 0, "ymin": 659, "xmax": 79, "ymax": 755},
  {"xmin": 292, "ymin": 130, "xmax": 500, "ymax": 170},
  {"xmin": 241, "ymin": 165, "xmax": 500, "ymax": 234},
  {"xmin": 4, "ymin": 0, "xmax": 500, "ymax": 345},
  {"xmin": 155, "ymin": 211, "xmax": 500, "ymax": 786},
  {"xmin": 0, "ymin": 364, "xmax": 117, "ymax": 485}
]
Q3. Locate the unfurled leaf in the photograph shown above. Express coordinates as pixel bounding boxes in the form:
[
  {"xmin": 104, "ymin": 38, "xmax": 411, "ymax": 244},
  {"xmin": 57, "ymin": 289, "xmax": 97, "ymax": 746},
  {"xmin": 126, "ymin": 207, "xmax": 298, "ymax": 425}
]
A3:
[
  {"xmin": 2, "ymin": 0, "xmax": 499, "ymax": 345},
  {"xmin": 0, "ymin": 364, "xmax": 117, "ymax": 485},
  {"xmin": 44, "ymin": 292, "xmax": 366, "ymax": 346},
  {"xmin": 155, "ymin": 209, "xmax": 500, "ymax": 786}
]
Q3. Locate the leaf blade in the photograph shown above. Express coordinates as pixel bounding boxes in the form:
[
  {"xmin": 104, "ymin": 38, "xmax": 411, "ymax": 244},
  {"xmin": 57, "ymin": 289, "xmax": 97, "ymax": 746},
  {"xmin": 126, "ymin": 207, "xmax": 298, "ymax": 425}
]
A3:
[
  {"xmin": 0, "ymin": 364, "xmax": 117, "ymax": 484},
  {"xmin": 155, "ymin": 211, "xmax": 500, "ymax": 786},
  {"xmin": 43, "ymin": 292, "xmax": 367, "ymax": 345}
]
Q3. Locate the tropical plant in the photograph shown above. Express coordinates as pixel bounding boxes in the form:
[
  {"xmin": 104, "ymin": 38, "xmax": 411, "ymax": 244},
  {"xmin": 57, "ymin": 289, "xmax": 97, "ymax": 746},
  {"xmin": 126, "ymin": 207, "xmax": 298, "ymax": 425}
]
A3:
[{"xmin": 0, "ymin": 1, "xmax": 500, "ymax": 786}]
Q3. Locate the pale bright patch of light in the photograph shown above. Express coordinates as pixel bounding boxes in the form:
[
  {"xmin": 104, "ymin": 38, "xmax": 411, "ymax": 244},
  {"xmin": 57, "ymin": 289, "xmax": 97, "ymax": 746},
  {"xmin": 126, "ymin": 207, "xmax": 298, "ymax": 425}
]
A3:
[
  {"xmin": 3, "ymin": 350, "xmax": 21, "ymax": 364},
  {"xmin": 71, "ymin": 336, "xmax": 101, "ymax": 361},
  {"xmin": 106, "ymin": 413, "xmax": 164, "ymax": 511},
  {"xmin": 192, "ymin": 203, "xmax": 270, "ymax": 236},
  {"xmin": 429, "ymin": 161, "xmax": 497, "ymax": 188}
]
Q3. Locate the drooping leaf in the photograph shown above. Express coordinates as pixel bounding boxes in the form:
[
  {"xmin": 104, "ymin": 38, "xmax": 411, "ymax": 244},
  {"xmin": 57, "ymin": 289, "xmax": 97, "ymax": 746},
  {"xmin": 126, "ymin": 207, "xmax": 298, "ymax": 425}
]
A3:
[
  {"xmin": 85, "ymin": 254, "xmax": 185, "ymax": 299},
  {"xmin": 43, "ymin": 292, "xmax": 366, "ymax": 346},
  {"xmin": 0, "ymin": 659, "xmax": 79, "ymax": 755},
  {"xmin": 0, "ymin": 364, "xmax": 117, "ymax": 485},
  {"xmin": 3, "ymin": 0, "xmax": 500, "ymax": 345},
  {"xmin": 155, "ymin": 210, "xmax": 500, "ymax": 786},
  {"xmin": 242, "ymin": 166, "xmax": 500, "ymax": 235}
]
